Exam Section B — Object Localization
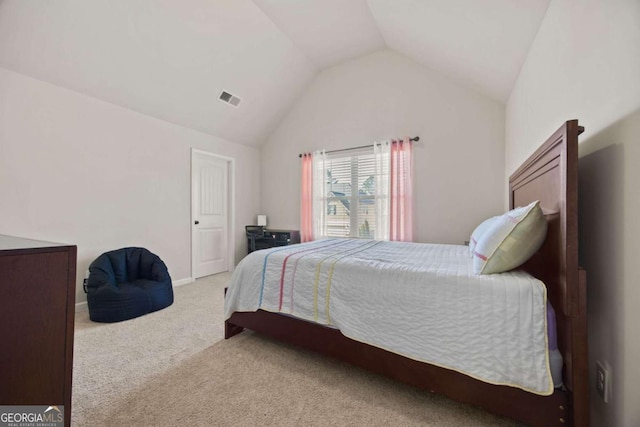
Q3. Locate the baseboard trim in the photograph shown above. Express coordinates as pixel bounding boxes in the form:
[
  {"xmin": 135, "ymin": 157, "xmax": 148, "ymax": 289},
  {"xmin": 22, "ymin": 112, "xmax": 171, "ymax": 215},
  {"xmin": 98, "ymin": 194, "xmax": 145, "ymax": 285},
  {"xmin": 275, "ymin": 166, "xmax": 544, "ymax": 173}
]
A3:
[
  {"xmin": 172, "ymin": 277, "xmax": 194, "ymax": 287},
  {"xmin": 75, "ymin": 276, "xmax": 194, "ymax": 312},
  {"xmin": 75, "ymin": 301, "xmax": 88, "ymax": 313}
]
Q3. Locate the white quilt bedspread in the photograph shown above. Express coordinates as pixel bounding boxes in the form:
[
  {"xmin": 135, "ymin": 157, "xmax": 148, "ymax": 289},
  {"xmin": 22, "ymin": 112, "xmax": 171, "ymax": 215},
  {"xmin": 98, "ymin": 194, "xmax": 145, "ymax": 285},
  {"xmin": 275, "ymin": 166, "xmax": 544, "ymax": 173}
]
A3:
[{"xmin": 224, "ymin": 238, "xmax": 552, "ymax": 395}]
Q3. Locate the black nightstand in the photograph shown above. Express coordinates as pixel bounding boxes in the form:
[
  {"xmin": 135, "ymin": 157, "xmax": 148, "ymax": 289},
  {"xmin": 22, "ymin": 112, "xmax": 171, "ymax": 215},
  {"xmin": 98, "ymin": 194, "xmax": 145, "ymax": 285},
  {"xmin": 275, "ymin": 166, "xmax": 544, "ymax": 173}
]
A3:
[{"xmin": 246, "ymin": 228, "xmax": 300, "ymax": 254}]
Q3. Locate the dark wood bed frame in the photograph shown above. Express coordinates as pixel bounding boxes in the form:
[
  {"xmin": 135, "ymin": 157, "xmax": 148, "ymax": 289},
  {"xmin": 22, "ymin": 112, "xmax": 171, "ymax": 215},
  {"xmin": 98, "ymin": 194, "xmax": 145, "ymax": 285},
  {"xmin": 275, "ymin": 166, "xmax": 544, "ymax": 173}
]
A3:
[{"xmin": 225, "ymin": 120, "xmax": 588, "ymax": 427}]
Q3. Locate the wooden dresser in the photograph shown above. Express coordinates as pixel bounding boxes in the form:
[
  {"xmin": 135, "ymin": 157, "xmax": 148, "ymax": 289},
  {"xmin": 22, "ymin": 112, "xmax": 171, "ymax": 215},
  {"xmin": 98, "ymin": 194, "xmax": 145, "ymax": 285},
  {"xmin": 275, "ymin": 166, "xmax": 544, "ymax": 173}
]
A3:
[{"xmin": 0, "ymin": 235, "xmax": 77, "ymax": 426}]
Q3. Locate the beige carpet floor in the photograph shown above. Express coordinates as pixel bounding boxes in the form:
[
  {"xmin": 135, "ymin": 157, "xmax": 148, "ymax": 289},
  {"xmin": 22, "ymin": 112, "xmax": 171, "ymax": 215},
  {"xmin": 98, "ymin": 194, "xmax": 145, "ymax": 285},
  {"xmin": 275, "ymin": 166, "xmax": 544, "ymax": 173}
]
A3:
[
  {"xmin": 72, "ymin": 272, "xmax": 229, "ymax": 426},
  {"xmin": 72, "ymin": 273, "xmax": 522, "ymax": 426}
]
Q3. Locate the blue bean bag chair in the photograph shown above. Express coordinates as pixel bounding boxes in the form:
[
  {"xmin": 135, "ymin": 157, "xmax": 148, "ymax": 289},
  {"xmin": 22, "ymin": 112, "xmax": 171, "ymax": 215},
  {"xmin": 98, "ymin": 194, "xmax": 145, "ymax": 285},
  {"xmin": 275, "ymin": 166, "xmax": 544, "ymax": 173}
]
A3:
[{"xmin": 86, "ymin": 247, "xmax": 174, "ymax": 323}]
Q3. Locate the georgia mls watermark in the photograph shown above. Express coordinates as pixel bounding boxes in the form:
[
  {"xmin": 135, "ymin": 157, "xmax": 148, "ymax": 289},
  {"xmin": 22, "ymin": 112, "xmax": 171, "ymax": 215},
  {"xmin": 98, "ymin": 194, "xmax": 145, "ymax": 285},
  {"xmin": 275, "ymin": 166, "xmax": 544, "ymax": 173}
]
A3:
[{"xmin": 0, "ymin": 406, "xmax": 64, "ymax": 427}]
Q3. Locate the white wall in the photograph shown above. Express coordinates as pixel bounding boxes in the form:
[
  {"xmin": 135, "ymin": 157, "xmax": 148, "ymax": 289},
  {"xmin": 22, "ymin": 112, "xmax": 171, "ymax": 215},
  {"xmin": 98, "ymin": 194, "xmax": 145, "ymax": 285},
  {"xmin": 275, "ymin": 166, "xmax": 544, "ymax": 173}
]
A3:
[
  {"xmin": 261, "ymin": 49, "xmax": 505, "ymax": 245},
  {"xmin": 505, "ymin": 1, "xmax": 640, "ymax": 425},
  {"xmin": 0, "ymin": 67, "xmax": 261, "ymax": 305}
]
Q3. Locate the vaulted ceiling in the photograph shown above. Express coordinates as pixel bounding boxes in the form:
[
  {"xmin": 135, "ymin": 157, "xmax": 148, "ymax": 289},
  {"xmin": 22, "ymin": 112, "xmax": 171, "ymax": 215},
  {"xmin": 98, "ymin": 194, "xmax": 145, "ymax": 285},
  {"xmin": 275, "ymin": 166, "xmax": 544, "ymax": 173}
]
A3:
[{"xmin": 0, "ymin": 0, "xmax": 550, "ymax": 147}]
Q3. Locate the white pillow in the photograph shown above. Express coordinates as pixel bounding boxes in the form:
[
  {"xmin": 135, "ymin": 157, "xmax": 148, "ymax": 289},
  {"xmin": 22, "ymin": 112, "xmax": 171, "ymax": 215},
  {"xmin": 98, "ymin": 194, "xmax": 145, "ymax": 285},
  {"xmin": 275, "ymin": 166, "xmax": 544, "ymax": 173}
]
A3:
[
  {"xmin": 469, "ymin": 216, "xmax": 499, "ymax": 257},
  {"xmin": 472, "ymin": 201, "xmax": 547, "ymax": 274}
]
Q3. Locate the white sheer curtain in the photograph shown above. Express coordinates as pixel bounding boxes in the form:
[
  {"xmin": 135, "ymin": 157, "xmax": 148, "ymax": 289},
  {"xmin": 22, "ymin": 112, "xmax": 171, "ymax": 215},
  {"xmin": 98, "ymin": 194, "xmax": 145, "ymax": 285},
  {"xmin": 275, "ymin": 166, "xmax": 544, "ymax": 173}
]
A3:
[
  {"xmin": 312, "ymin": 150, "xmax": 327, "ymax": 239},
  {"xmin": 373, "ymin": 141, "xmax": 391, "ymax": 240}
]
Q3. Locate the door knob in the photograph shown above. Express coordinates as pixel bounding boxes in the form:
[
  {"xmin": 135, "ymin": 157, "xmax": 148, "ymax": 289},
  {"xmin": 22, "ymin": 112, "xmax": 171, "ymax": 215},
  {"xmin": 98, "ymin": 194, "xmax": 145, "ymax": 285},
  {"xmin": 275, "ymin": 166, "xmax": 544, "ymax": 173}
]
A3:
[{"xmin": 194, "ymin": 220, "xmax": 200, "ymax": 225}]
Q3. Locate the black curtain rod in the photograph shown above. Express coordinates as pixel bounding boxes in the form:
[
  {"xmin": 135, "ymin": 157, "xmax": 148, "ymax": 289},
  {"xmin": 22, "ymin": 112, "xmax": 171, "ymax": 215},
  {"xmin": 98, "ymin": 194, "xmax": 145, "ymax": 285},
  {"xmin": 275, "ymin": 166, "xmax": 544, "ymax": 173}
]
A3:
[{"xmin": 299, "ymin": 136, "xmax": 419, "ymax": 158}]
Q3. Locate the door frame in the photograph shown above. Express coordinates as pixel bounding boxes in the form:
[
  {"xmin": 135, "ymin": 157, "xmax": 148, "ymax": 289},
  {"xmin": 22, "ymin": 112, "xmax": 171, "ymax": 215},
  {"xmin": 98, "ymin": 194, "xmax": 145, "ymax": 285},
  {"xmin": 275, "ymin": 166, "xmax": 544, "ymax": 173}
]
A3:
[{"xmin": 191, "ymin": 148, "xmax": 236, "ymax": 279}]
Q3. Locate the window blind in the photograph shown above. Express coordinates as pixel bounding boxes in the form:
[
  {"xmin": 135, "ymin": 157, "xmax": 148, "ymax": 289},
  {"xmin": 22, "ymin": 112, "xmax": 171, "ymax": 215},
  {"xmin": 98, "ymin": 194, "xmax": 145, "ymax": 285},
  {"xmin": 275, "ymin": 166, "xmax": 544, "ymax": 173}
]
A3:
[{"xmin": 323, "ymin": 148, "xmax": 380, "ymax": 238}]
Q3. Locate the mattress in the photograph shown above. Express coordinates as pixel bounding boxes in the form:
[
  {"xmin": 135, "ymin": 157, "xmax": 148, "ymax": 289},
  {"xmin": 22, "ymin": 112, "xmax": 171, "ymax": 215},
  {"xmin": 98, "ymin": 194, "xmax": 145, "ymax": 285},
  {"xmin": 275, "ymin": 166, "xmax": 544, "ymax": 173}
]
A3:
[{"xmin": 225, "ymin": 238, "xmax": 555, "ymax": 395}]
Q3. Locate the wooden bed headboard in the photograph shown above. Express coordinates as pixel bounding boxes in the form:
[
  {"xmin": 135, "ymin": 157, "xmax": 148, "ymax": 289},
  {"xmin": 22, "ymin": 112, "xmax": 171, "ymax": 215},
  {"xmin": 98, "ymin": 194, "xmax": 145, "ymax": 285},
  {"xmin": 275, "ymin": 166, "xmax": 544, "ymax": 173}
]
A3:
[
  {"xmin": 509, "ymin": 120, "xmax": 581, "ymax": 317},
  {"xmin": 509, "ymin": 120, "xmax": 588, "ymax": 424}
]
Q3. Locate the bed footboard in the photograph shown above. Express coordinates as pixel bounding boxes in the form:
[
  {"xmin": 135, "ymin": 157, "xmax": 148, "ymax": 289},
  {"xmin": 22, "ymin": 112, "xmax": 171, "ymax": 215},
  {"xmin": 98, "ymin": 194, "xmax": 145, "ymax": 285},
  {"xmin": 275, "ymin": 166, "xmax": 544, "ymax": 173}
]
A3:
[{"xmin": 224, "ymin": 319, "xmax": 244, "ymax": 339}]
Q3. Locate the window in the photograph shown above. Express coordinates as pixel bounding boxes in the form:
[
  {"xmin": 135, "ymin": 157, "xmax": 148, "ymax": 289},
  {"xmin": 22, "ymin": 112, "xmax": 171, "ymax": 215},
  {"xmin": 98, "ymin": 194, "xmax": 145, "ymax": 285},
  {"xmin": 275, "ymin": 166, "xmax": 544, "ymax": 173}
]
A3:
[
  {"xmin": 320, "ymin": 149, "xmax": 381, "ymax": 239},
  {"xmin": 303, "ymin": 139, "xmax": 410, "ymax": 243}
]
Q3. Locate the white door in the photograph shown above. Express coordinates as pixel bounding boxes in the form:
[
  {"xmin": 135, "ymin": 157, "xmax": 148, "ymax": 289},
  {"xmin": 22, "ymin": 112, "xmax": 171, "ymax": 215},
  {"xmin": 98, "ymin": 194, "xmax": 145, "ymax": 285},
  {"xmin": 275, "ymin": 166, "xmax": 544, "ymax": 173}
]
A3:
[{"xmin": 192, "ymin": 151, "xmax": 229, "ymax": 278}]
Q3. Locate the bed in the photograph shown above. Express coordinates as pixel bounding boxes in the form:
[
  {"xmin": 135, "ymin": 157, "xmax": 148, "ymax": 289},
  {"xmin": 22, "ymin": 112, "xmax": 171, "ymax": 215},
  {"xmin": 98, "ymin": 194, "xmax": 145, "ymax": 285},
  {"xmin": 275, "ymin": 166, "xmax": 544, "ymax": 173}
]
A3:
[{"xmin": 224, "ymin": 120, "xmax": 588, "ymax": 427}]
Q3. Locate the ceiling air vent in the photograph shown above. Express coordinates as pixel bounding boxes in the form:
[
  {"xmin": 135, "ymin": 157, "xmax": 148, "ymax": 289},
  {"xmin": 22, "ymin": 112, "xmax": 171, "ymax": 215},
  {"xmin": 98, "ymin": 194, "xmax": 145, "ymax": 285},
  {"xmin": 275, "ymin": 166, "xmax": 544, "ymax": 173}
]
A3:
[{"xmin": 218, "ymin": 90, "xmax": 241, "ymax": 107}]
